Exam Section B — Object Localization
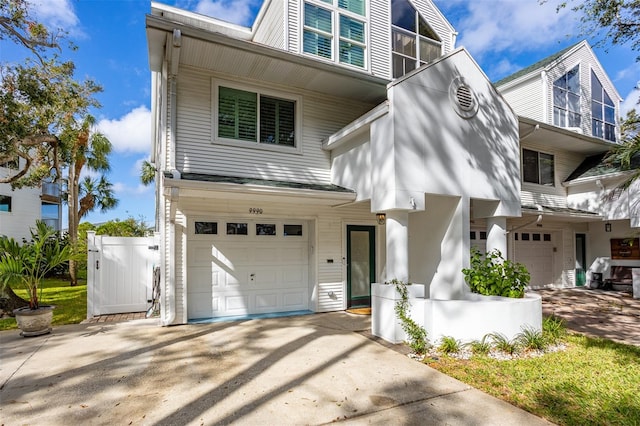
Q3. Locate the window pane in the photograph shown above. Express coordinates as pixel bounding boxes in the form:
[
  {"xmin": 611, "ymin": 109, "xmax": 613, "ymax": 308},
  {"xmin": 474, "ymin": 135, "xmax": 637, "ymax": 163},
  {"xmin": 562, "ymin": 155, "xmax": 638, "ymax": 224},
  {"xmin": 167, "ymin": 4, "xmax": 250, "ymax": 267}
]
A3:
[
  {"xmin": 553, "ymin": 107, "xmax": 563, "ymax": 127},
  {"xmin": 340, "ymin": 15, "xmax": 364, "ymax": 43},
  {"xmin": 303, "ymin": 30, "xmax": 332, "ymax": 58},
  {"xmin": 568, "ymin": 112, "xmax": 581, "ymax": 127},
  {"xmin": 604, "ymin": 123, "xmax": 616, "ymax": 142},
  {"xmin": 418, "ymin": 15, "xmax": 440, "ymax": 41},
  {"xmin": 592, "ymin": 101, "xmax": 603, "ymax": 120},
  {"xmin": 553, "ymin": 86, "xmax": 566, "ymax": 108},
  {"xmin": 604, "ymin": 90, "xmax": 614, "ymax": 107},
  {"xmin": 539, "ymin": 152, "xmax": 554, "ymax": 186},
  {"xmin": 0, "ymin": 195, "xmax": 11, "ymax": 212},
  {"xmin": 604, "ymin": 105, "xmax": 615, "ymax": 123},
  {"xmin": 522, "ymin": 149, "xmax": 539, "ymax": 184},
  {"xmin": 338, "ymin": 0, "xmax": 365, "ymax": 16},
  {"xmin": 195, "ymin": 222, "xmax": 217, "ymax": 234},
  {"xmin": 567, "ymin": 92, "xmax": 580, "ymax": 112},
  {"xmin": 391, "ymin": 0, "xmax": 416, "ymax": 32},
  {"xmin": 256, "ymin": 224, "xmax": 276, "ymax": 236},
  {"xmin": 284, "ymin": 224, "xmax": 303, "ymax": 236},
  {"xmin": 392, "ymin": 54, "xmax": 404, "ymax": 78},
  {"xmin": 554, "ymin": 73, "xmax": 567, "ymax": 89},
  {"xmin": 470, "ymin": 231, "xmax": 476, "ymax": 240},
  {"xmin": 592, "ymin": 119, "xmax": 603, "ymax": 138},
  {"xmin": 566, "ymin": 66, "xmax": 580, "ymax": 93},
  {"xmin": 339, "ymin": 40, "xmax": 365, "ymax": 67},
  {"xmin": 260, "ymin": 96, "xmax": 295, "ymax": 146},
  {"xmin": 533, "ymin": 233, "xmax": 541, "ymax": 241},
  {"xmin": 544, "ymin": 234, "xmax": 551, "ymax": 241},
  {"xmin": 392, "ymin": 29, "xmax": 415, "ymax": 57},
  {"xmin": 305, "ymin": 3, "xmax": 332, "ymax": 33},
  {"xmin": 218, "ymin": 87, "xmax": 257, "ymax": 142},
  {"xmin": 522, "ymin": 233, "xmax": 530, "ymax": 241},
  {"xmin": 227, "ymin": 223, "xmax": 248, "ymax": 235},
  {"xmin": 480, "ymin": 232, "xmax": 487, "ymax": 240},
  {"xmin": 419, "ymin": 37, "xmax": 440, "ymax": 63},
  {"xmin": 591, "ymin": 71, "xmax": 603, "ymax": 102}
]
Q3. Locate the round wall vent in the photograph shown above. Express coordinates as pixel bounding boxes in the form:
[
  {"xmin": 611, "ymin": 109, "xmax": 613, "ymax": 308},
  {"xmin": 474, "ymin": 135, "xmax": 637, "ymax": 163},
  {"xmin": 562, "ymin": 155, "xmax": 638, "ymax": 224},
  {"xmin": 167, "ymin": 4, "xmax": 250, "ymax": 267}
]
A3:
[{"xmin": 449, "ymin": 77, "xmax": 479, "ymax": 118}]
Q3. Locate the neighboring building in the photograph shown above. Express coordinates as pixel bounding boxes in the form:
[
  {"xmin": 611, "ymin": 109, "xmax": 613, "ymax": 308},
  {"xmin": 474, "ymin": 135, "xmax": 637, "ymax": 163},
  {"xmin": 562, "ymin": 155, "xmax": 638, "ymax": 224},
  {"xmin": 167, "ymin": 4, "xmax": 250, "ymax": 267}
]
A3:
[
  {"xmin": 146, "ymin": 0, "xmax": 638, "ymax": 326},
  {"xmin": 0, "ymin": 159, "xmax": 63, "ymax": 241},
  {"xmin": 496, "ymin": 41, "xmax": 638, "ymax": 289}
]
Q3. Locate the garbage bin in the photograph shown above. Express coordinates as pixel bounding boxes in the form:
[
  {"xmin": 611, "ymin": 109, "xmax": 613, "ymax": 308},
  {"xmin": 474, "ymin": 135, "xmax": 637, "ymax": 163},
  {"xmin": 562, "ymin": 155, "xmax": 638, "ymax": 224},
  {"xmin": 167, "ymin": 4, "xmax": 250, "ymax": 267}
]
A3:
[{"xmin": 591, "ymin": 272, "xmax": 603, "ymax": 289}]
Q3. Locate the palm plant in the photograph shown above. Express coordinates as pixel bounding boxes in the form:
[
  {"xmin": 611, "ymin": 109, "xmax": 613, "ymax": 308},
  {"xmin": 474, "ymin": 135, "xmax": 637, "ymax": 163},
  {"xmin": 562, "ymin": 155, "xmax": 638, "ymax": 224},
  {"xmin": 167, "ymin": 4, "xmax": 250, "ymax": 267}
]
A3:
[{"xmin": 0, "ymin": 221, "xmax": 74, "ymax": 309}]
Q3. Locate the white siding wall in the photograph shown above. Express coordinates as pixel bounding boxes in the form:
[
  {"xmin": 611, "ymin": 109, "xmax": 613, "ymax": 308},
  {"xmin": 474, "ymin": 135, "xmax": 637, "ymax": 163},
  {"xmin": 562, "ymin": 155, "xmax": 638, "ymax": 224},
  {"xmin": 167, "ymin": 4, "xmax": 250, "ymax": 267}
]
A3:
[
  {"xmin": 500, "ymin": 77, "xmax": 545, "ymax": 122},
  {"xmin": 253, "ymin": 0, "xmax": 285, "ymax": 49},
  {"xmin": 287, "ymin": 0, "xmax": 299, "ymax": 53},
  {"xmin": 174, "ymin": 66, "xmax": 375, "ymax": 184},
  {"xmin": 0, "ymin": 182, "xmax": 40, "ymax": 241},
  {"xmin": 519, "ymin": 142, "xmax": 584, "ymax": 208},
  {"xmin": 370, "ymin": 0, "xmax": 391, "ymax": 78}
]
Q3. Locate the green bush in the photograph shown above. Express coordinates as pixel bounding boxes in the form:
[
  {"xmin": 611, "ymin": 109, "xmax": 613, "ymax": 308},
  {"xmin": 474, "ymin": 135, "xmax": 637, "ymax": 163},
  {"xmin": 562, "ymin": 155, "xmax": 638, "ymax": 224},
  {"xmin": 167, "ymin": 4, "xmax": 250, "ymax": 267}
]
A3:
[
  {"xmin": 438, "ymin": 336, "xmax": 462, "ymax": 355},
  {"xmin": 388, "ymin": 279, "xmax": 430, "ymax": 355},
  {"xmin": 462, "ymin": 248, "xmax": 530, "ymax": 298},
  {"xmin": 542, "ymin": 315, "xmax": 567, "ymax": 344},
  {"xmin": 468, "ymin": 336, "xmax": 492, "ymax": 356}
]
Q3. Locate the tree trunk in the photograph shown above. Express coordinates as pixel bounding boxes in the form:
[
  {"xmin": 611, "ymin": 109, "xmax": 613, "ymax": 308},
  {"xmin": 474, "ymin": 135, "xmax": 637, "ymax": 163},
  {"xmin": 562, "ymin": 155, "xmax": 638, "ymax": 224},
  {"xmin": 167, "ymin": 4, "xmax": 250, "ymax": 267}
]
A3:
[
  {"xmin": 68, "ymin": 163, "xmax": 80, "ymax": 287},
  {"xmin": 0, "ymin": 286, "xmax": 29, "ymax": 316}
]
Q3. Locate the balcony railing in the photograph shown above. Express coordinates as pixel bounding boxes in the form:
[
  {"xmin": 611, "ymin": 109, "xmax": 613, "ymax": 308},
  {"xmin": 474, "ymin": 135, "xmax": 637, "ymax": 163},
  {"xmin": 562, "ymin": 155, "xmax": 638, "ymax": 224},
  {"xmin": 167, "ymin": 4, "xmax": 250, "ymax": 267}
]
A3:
[
  {"xmin": 41, "ymin": 218, "xmax": 61, "ymax": 231},
  {"xmin": 42, "ymin": 182, "xmax": 60, "ymax": 198}
]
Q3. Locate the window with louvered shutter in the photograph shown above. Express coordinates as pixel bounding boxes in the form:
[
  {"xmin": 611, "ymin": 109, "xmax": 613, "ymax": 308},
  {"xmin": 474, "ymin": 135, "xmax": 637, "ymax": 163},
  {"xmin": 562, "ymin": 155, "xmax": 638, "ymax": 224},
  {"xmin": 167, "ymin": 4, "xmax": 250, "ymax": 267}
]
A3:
[
  {"xmin": 218, "ymin": 87, "xmax": 257, "ymax": 142},
  {"xmin": 260, "ymin": 96, "xmax": 295, "ymax": 146}
]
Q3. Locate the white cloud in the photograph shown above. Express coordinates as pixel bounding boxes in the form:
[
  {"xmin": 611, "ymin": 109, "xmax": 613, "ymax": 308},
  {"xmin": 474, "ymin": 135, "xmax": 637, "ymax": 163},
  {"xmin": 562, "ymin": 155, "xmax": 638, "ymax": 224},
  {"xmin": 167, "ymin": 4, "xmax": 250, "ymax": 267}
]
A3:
[
  {"xmin": 620, "ymin": 88, "xmax": 640, "ymax": 116},
  {"xmin": 614, "ymin": 62, "xmax": 640, "ymax": 83},
  {"xmin": 193, "ymin": 0, "xmax": 259, "ymax": 26},
  {"xmin": 446, "ymin": 0, "xmax": 579, "ymax": 58},
  {"xmin": 29, "ymin": 0, "xmax": 80, "ymax": 33},
  {"xmin": 97, "ymin": 106, "xmax": 152, "ymax": 154},
  {"xmin": 113, "ymin": 181, "xmax": 153, "ymax": 196}
]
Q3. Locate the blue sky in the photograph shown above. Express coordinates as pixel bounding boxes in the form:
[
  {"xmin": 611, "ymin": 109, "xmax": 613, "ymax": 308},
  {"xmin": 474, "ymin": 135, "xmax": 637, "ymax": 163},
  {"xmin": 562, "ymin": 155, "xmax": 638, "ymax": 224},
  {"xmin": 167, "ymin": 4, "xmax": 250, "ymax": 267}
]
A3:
[{"xmin": 3, "ymin": 0, "xmax": 640, "ymax": 228}]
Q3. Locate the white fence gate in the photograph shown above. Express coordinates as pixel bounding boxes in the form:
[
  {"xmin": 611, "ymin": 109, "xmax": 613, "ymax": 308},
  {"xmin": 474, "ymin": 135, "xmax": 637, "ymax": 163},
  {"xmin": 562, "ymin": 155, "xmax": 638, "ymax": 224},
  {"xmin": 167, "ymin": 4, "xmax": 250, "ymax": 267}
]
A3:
[{"xmin": 87, "ymin": 231, "xmax": 160, "ymax": 317}]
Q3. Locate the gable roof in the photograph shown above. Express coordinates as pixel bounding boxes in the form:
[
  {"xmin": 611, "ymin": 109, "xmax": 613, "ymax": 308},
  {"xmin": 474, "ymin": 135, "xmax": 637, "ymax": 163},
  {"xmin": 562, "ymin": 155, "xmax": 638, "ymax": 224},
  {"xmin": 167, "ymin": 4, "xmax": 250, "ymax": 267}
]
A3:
[
  {"xmin": 564, "ymin": 152, "xmax": 640, "ymax": 183},
  {"xmin": 495, "ymin": 42, "xmax": 581, "ymax": 86}
]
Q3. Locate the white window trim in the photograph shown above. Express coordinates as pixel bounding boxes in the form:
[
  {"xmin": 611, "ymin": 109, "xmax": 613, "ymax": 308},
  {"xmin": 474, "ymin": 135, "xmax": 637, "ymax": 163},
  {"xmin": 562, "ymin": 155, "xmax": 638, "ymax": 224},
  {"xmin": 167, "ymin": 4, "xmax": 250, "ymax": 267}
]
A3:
[
  {"xmin": 589, "ymin": 65, "xmax": 617, "ymax": 142},
  {"xmin": 211, "ymin": 78, "xmax": 304, "ymax": 155},
  {"xmin": 521, "ymin": 147, "xmax": 556, "ymax": 187},
  {"xmin": 300, "ymin": 0, "xmax": 370, "ymax": 71}
]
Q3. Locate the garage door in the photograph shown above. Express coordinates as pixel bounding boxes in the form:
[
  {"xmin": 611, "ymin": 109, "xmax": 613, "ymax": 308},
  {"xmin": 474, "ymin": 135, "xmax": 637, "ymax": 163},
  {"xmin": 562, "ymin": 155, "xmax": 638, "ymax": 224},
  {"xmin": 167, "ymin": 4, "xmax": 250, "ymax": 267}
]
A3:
[
  {"xmin": 514, "ymin": 231, "xmax": 554, "ymax": 288},
  {"xmin": 187, "ymin": 220, "xmax": 309, "ymax": 319}
]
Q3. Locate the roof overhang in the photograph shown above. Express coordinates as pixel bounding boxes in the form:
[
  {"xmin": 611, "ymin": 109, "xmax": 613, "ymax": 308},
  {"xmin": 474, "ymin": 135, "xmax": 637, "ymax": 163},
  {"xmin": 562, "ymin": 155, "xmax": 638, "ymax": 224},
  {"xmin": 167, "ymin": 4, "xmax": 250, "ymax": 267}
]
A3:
[
  {"xmin": 163, "ymin": 174, "xmax": 357, "ymax": 207},
  {"xmin": 518, "ymin": 116, "xmax": 615, "ymax": 155},
  {"xmin": 521, "ymin": 204, "xmax": 602, "ymax": 222},
  {"xmin": 146, "ymin": 13, "xmax": 389, "ymax": 103}
]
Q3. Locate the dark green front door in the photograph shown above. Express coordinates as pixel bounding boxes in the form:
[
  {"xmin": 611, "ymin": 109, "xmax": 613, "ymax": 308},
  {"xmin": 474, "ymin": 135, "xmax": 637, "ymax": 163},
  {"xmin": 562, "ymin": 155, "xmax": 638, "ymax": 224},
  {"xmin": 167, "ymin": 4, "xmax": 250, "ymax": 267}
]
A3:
[
  {"xmin": 347, "ymin": 225, "xmax": 376, "ymax": 308},
  {"xmin": 576, "ymin": 233, "xmax": 586, "ymax": 286}
]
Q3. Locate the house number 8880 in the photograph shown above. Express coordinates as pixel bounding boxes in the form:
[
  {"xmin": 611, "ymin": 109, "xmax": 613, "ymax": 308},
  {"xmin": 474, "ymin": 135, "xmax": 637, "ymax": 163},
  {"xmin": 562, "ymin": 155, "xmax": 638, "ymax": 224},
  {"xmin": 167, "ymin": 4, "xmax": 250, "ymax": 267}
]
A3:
[{"xmin": 249, "ymin": 208, "xmax": 263, "ymax": 214}]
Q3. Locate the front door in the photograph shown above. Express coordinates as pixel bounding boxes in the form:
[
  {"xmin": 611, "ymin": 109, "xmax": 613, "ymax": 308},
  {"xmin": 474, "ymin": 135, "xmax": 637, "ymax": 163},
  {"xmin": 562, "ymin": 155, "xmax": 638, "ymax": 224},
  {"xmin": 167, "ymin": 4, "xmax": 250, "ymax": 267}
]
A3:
[
  {"xmin": 575, "ymin": 233, "xmax": 586, "ymax": 287},
  {"xmin": 347, "ymin": 225, "xmax": 376, "ymax": 308}
]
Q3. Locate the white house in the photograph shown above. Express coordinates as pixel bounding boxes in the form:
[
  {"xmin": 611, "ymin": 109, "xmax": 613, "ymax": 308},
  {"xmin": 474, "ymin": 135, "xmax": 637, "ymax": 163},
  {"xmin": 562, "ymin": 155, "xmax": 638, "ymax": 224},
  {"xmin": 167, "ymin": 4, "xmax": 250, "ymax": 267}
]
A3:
[
  {"xmin": 146, "ymin": 0, "xmax": 637, "ymax": 327},
  {"xmin": 496, "ymin": 41, "xmax": 639, "ymax": 289},
  {"xmin": 0, "ymin": 159, "xmax": 62, "ymax": 241}
]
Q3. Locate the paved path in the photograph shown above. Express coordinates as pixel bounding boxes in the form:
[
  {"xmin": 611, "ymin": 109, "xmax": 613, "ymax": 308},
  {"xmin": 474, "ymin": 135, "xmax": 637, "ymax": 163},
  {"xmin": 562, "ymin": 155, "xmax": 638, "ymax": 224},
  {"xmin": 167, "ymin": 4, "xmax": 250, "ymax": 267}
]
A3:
[
  {"xmin": 535, "ymin": 288, "xmax": 640, "ymax": 346},
  {"xmin": 0, "ymin": 313, "xmax": 551, "ymax": 425}
]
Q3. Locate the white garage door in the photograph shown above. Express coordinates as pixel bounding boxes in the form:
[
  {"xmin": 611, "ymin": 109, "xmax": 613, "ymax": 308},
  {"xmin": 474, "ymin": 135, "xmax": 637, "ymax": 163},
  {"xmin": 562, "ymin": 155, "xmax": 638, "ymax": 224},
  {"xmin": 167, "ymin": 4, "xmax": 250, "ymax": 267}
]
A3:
[
  {"xmin": 187, "ymin": 220, "xmax": 309, "ymax": 319},
  {"xmin": 514, "ymin": 231, "xmax": 554, "ymax": 288}
]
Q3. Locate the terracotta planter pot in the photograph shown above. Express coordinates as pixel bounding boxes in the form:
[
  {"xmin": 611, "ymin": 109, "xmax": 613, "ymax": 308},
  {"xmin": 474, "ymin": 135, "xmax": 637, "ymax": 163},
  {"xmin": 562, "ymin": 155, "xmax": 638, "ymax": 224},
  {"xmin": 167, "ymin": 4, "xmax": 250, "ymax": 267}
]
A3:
[{"xmin": 13, "ymin": 305, "xmax": 54, "ymax": 337}]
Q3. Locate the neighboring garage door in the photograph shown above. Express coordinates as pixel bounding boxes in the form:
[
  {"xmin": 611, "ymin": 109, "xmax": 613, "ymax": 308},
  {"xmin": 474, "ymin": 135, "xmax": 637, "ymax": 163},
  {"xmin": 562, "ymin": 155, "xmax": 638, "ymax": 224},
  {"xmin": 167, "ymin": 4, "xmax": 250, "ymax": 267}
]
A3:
[
  {"xmin": 513, "ymin": 231, "xmax": 554, "ymax": 288},
  {"xmin": 187, "ymin": 219, "xmax": 309, "ymax": 319}
]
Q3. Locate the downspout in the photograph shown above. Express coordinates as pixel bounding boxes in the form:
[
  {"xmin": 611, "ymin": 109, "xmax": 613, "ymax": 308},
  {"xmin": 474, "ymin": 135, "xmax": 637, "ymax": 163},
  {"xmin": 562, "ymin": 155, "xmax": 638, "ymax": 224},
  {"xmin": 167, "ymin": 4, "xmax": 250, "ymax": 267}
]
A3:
[
  {"xmin": 506, "ymin": 204, "xmax": 544, "ymax": 234},
  {"xmin": 162, "ymin": 29, "xmax": 181, "ymax": 326}
]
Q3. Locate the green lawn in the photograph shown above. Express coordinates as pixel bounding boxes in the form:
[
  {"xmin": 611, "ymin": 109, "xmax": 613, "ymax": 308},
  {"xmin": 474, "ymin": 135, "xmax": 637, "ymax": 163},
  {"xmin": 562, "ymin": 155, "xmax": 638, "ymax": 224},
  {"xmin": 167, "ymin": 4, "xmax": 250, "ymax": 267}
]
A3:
[
  {"xmin": 0, "ymin": 278, "xmax": 87, "ymax": 331},
  {"xmin": 427, "ymin": 334, "xmax": 640, "ymax": 425}
]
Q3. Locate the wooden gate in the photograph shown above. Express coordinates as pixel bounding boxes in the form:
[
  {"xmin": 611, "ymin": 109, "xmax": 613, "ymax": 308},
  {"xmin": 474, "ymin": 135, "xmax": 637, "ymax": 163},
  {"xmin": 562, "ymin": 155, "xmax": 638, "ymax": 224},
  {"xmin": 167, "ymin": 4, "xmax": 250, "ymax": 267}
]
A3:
[{"xmin": 87, "ymin": 232, "xmax": 160, "ymax": 317}]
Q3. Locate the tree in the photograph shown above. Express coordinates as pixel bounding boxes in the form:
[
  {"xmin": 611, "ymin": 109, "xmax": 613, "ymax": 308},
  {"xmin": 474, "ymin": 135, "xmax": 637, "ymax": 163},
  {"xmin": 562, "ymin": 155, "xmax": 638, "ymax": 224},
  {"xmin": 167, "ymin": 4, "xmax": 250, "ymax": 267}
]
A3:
[
  {"xmin": 63, "ymin": 118, "xmax": 118, "ymax": 286},
  {"xmin": 1, "ymin": 1, "xmax": 101, "ymax": 187},
  {"xmin": 605, "ymin": 109, "xmax": 640, "ymax": 188},
  {"xmin": 140, "ymin": 160, "xmax": 156, "ymax": 186},
  {"xmin": 553, "ymin": 0, "xmax": 640, "ymax": 60}
]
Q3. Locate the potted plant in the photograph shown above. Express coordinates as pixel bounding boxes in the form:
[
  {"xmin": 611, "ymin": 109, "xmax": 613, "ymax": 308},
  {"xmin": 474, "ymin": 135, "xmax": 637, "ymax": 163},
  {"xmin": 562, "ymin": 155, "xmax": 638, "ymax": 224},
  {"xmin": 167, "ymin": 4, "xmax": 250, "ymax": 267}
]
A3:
[{"xmin": 0, "ymin": 221, "xmax": 74, "ymax": 336}]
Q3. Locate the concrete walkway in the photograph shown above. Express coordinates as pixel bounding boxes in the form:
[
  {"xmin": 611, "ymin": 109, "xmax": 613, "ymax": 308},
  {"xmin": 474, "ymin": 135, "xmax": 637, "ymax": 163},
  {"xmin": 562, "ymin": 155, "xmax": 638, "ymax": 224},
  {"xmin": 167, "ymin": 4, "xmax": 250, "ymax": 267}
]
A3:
[
  {"xmin": 0, "ymin": 312, "xmax": 551, "ymax": 425},
  {"xmin": 535, "ymin": 288, "xmax": 640, "ymax": 347}
]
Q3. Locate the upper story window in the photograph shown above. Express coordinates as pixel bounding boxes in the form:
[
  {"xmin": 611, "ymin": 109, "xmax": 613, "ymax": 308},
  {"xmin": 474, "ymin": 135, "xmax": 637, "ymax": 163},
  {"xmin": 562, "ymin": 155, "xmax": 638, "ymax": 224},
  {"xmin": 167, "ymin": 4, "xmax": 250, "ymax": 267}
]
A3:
[
  {"xmin": 303, "ymin": 0, "xmax": 366, "ymax": 68},
  {"xmin": 591, "ymin": 71, "xmax": 616, "ymax": 142},
  {"xmin": 391, "ymin": 0, "xmax": 441, "ymax": 78},
  {"xmin": 522, "ymin": 148, "xmax": 554, "ymax": 186},
  {"xmin": 0, "ymin": 195, "xmax": 11, "ymax": 212},
  {"xmin": 216, "ymin": 84, "xmax": 297, "ymax": 148},
  {"xmin": 553, "ymin": 65, "xmax": 580, "ymax": 128}
]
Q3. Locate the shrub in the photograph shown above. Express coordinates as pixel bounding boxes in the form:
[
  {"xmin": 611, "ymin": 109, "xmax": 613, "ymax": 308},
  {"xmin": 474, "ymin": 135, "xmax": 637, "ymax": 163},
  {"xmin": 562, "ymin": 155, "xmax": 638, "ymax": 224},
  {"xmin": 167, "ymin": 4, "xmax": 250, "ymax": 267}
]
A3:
[
  {"xmin": 516, "ymin": 326, "xmax": 547, "ymax": 351},
  {"xmin": 462, "ymin": 248, "xmax": 530, "ymax": 298},
  {"xmin": 468, "ymin": 335, "xmax": 492, "ymax": 356},
  {"xmin": 438, "ymin": 336, "xmax": 462, "ymax": 355},
  {"xmin": 489, "ymin": 332, "xmax": 520, "ymax": 355}
]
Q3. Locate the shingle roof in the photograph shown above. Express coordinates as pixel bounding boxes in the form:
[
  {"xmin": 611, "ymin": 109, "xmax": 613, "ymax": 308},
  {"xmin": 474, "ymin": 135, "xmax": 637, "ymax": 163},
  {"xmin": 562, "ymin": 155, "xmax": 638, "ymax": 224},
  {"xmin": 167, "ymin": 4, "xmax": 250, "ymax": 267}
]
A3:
[
  {"xmin": 174, "ymin": 172, "xmax": 355, "ymax": 193},
  {"xmin": 495, "ymin": 42, "xmax": 581, "ymax": 87},
  {"xmin": 564, "ymin": 152, "xmax": 640, "ymax": 182}
]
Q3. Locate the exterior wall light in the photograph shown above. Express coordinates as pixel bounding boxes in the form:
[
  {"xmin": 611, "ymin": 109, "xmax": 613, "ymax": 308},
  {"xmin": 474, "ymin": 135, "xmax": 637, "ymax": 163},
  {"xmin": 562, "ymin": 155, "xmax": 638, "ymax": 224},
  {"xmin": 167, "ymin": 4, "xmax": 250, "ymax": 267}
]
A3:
[
  {"xmin": 376, "ymin": 213, "xmax": 386, "ymax": 225},
  {"xmin": 605, "ymin": 222, "xmax": 612, "ymax": 232}
]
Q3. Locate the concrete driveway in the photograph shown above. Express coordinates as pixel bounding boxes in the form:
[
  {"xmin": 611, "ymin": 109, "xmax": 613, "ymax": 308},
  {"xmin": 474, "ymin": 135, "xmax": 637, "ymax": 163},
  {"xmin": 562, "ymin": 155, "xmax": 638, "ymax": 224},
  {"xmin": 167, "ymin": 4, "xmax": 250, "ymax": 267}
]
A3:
[{"xmin": 1, "ymin": 312, "xmax": 550, "ymax": 425}]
